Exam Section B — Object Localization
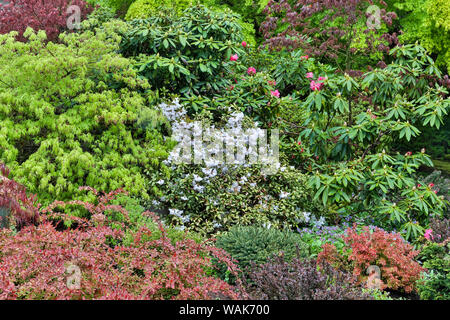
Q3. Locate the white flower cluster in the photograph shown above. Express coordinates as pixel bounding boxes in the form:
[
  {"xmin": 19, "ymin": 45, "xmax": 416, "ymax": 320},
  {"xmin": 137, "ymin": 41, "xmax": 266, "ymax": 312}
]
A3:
[
  {"xmin": 158, "ymin": 100, "xmax": 280, "ymax": 176},
  {"xmin": 169, "ymin": 208, "xmax": 191, "ymax": 223},
  {"xmin": 310, "ymin": 215, "xmax": 326, "ymax": 228}
]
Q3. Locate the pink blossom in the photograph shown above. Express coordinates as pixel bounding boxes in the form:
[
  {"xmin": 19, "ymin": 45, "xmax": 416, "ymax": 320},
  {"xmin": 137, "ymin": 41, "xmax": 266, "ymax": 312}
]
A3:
[
  {"xmin": 306, "ymin": 72, "xmax": 314, "ymax": 79},
  {"xmin": 242, "ymin": 41, "xmax": 247, "ymax": 47},
  {"xmin": 230, "ymin": 54, "xmax": 238, "ymax": 61},
  {"xmin": 317, "ymin": 76, "xmax": 327, "ymax": 81},
  {"xmin": 270, "ymin": 90, "xmax": 280, "ymax": 98},
  {"xmin": 424, "ymin": 229, "xmax": 433, "ymax": 240},
  {"xmin": 247, "ymin": 67, "xmax": 256, "ymax": 75},
  {"xmin": 300, "ymin": 55, "xmax": 309, "ymax": 60},
  {"xmin": 310, "ymin": 80, "xmax": 322, "ymax": 91}
]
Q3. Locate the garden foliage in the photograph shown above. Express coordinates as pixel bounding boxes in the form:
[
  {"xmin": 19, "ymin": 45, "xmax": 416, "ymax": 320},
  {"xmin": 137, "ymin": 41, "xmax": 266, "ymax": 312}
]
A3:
[
  {"xmin": 0, "ymin": 0, "xmax": 93, "ymax": 42},
  {"xmin": 0, "ymin": 20, "xmax": 173, "ymax": 205}
]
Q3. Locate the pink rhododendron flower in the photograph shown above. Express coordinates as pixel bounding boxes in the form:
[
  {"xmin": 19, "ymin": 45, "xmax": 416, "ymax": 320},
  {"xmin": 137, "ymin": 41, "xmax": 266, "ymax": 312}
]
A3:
[
  {"xmin": 424, "ymin": 229, "xmax": 433, "ymax": 240},
  {"xmin": 247, "ymin": 67, "xmax": 256, "ymax": 75},
  {"xmin": 310, "ymin": 80, "xmax": 322, "ymax": 91},
  {"xmin": 300, "ymin": 55, "xmax": 309, "ymax": 60},
  {"xmin": 230, "ymin": 54, "xmax": 238, "ymax": 61},
  {"xmin": 242, "ymin": 41, "xmax": 247, "ymax": 47},
  {"xmin": 318, "ymin": 76, "xmax": 327, "ymax": 81},
  {"xmin": 270, "ymin": 90, "xmax": 280, "ymax": 98},
  {"xmin": 429, "ymin": 183, "xmax": 435, "ymax": 188},
  {"xmin": 306, "ymin": 72, "xmax": 314, "ymax": 79}
]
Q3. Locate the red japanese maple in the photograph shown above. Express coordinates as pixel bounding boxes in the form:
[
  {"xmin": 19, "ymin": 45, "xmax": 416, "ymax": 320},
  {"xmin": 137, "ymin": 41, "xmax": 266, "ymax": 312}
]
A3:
[{"xmin": 0, "ymin": 0, "xmax": 93, "ymax": 42}]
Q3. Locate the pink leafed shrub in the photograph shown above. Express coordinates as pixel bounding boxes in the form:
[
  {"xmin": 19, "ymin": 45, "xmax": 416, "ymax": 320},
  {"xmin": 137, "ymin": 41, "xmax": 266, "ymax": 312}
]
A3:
[
  {"xmin": 0, "ymin": 0, "xmax": 93, "ymax": 42},
  {"xmin": 0, "ymin": 186, "xmax": 242, "ymax": 300},
  {"xmin": 0, "ymin": 219, "xmax": 242, "ymax": 299}
]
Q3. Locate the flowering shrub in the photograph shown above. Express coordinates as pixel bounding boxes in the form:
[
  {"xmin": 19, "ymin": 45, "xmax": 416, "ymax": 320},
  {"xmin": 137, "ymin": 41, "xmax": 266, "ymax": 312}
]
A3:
[
  {"xmin": 301, "ymin": 44, "xmax": 450, "ymax": 240},
  {"xmin": 318, "ymin": 226, "xmax": 425, "ymax": 293},
  {"xmin": 0, "ymin": 0, "xmax": 93, "ymax": 42},
  {"xmin": 0, "ymin": 163, "xmax": 39, "ymax": 230},
  {"xmin": 246, "ymin": 254, "xmax": 372, "ymax": 300},
  {"xmin": 151, "ymin": 100, "xmax": 325, "ymax": 235}
]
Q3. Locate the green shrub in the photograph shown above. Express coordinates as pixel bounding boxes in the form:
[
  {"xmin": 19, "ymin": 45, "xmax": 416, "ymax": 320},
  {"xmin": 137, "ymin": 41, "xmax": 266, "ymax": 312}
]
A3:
[
  {"xmin": 0, "ymin": 20, "xmax": 174, "ymax": 206},
  {"xmin": 215, "ymin": 225, "xmax": 309, "ymax": 277},
  {"xmin": 119, "ymin": 5, "xmax": 245, "ymax": 98},
  {"xmin": 125, "ymin": 0, "xmax": 193, "ymax": 20},
  {"xmin": 417, "ymin": 241, "xmax": 450, "ymax": 300},
  {"xmin": 391, "ymin": 0, "xmax": 450, "ymax": 73}
]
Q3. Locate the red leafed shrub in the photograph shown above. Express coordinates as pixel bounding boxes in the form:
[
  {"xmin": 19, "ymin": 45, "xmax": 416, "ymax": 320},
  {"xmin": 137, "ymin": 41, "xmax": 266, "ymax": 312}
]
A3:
[
  {"xmin": 0, "ymin": 163, "xmax": 40, "ymax": 230},
  {"xmin": 318, "ymin": 226, "xmax": 425, "ymax": 293},
  {"xmin": 0, "ymin": 218, "xmax": 242, "ymax": 300},
  {"xmin": 0, "ymin": 0, "xmax": 93, "ymax": 42},
  {"xmin": 0, "ymin": 186, "xmax": 242, "ymax": 300},
  {"xmin": 260, "ymin": 0, "xmax": 398, "ymax": 73}
]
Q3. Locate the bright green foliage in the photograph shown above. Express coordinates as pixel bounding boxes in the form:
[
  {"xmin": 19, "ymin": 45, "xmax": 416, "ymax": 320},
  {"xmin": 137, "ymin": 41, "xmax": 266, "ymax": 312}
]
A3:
[
  {"xmin": 89, "ymin": 0, "xmax": 136, "ymax": 15},
  {"xmin": 215, "ymin": 225, "xmax": 308, "ymax": 274},
  {"xmin": 119, "ymin": 5, "xmax": 245, "ymax": 98},
  {"xmin": 0, "ymin": 21, "xmax": 174, "ymax": 205},
  {"xmin": 125, "ymin": 0, "xmax": 193, "ymax": 20},
  {"xmin": 205, "ymin": 0, "xmax": 269, "ymax": 28},
  {"xmin": 417, "ymin": 241, "xmax": 450, "ymax": 300},
  {"xmin": 392, "ymin": 0, "xmax": 450, "ymax": 72}
]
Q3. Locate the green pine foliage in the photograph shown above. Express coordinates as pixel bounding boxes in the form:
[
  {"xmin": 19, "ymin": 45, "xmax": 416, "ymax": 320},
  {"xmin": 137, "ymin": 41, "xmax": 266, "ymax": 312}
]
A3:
[{"xmin": 215, "ymin": 225, "xmax": 309, "ymax": 274}]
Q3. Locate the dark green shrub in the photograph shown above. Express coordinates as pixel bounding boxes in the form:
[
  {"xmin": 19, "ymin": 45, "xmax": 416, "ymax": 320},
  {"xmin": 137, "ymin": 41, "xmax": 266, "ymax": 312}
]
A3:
[
  {"xmin": 215, "ymin": 225, "xmax": 309, "ymax": 275},
  {"xmin": 417, "ymin": 241, "xmax": 450, "ymax": 300}
]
